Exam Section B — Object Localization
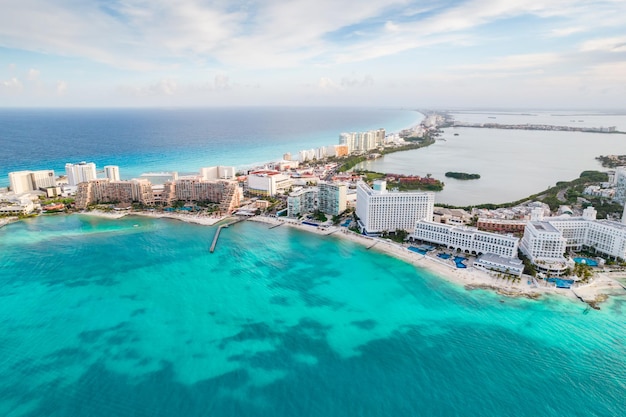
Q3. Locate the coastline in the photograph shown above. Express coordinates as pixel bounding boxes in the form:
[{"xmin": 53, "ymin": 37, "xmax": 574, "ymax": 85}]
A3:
[
  {"xmin": 78, "ymin": 209, "xmax": 226, "ymax": 226},
  {"xmin": 0, "ymin": 217, "xmax": 19, "ymax": 229},
  {"xmin": 247, "ymin": 216, "xmax": 624, "ymax": 307}
]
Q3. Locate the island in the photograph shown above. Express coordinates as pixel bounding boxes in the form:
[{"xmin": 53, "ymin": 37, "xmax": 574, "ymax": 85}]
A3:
[{"xmin": 445, "ymin": 172, "xmax": 480, "ymax": 180}]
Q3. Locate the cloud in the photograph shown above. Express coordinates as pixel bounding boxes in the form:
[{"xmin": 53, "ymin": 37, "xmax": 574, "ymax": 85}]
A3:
[
  {"xmin": 27, "ymin": 68, "xmax": 40, "ymax": 81},
  {"xmin": 580, "ymin": 37, "xmax": 626, "ymax": 53},
  {"xmin": 318, "ymin": 77, "xmax": 341, "ymax": 91},
  {"xmin": 56, "ymin": 80, "xmax": 67, "ymax": 95},
  {"xmin": 1, "ymin": 77, "xmax": 23, "ymax": 92},
  {"xmin": 341, "ymin": 74, "xmax": 374, "ymax": 88}
]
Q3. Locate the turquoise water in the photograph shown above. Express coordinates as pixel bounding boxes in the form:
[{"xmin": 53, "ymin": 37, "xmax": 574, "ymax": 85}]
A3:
[
  {"xmin": 574, "ymin": 257, "xmax": 599, "ymax": 267},
  {"xmin": 1, "ymin": 216, "xmax": 625, "ymax": 416}
]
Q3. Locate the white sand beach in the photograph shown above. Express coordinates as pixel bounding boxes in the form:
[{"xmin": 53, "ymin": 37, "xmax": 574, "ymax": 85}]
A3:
[
  {"xmin": 248, "ymin": 216, "xmax": 625, "ymax": 306},
  {"xmin": 79, "ymin": 209, "xmax": 227, "ymax": 226}
]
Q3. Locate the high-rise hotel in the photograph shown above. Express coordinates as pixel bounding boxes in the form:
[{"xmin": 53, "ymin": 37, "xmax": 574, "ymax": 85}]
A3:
[{"xmin": 356, "ymin": 180, "xmax": 434, "ymax": 235}]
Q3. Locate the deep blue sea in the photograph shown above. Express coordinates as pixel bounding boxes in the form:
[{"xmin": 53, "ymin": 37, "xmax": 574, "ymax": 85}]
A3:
[
  {"xmin": 1, "ymin": 108, "xmax": 625, "ymax": 416},
  {"xmin": 0, "ymin": 216, "xmax": 625, "ymax": 417},
  {"xmin": 0, "ymin": 107, "xmax": 420, "ymax": 186}
]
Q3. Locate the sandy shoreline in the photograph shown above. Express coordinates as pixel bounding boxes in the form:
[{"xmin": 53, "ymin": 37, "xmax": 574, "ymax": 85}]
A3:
[
  {"xmin": 6, "ymin": 211, "xmax": 624, "ymax": 307},
  {"xmin": 248, "ymin": 216, "xmax": 625, "ymax": 307},
  {"xmin": 79, "ymin": 209, "xmax": 227, "ymax": 226}
]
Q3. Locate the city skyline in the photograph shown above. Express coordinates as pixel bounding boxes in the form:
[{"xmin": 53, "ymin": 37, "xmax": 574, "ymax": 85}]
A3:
[{"xmin": 1, "ymin": 0, "xmax": 625, "ymax": 108}]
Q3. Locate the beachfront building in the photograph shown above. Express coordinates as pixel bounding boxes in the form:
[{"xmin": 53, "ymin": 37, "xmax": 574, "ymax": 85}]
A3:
[
  {"xmin": 411, "ymin": 221, "xmax": 519, "ymax": 258},
  {"xmin": 356, "ymin": 180, "xmax": 434, "ymax": 235},
  {"xmin": 8, "ymin": 170, "xmax": 56, "ymax": 194},
  {"xmin": 162, "ymin": 177, "xmax": 240, "ymax": 213},
  {"xmin": 473, "ymin": 253, "xmax": 524, "ymax": 277},
  {"xmin": 318, "ymin": 182, "xmax": 347, "ymax": 216},
  {"xmin": 75, "ymin": 178, "xmax": 155, "ymax": 209},
  {"xmin": 200, "ymin": 166, "xmax": 236, "ymax": 180},
  {"xmin": 0, "ymin": 199, "xmax": 35, "ymax": 215},
  {"xmin": 614, "ymin": 167, "xmax": 626, "ymax": 204},
  {"xmin": 104, "ymin": 165, "xmax": 120, "ymax": 181},
  {"xmin": 339, "ymin": 129, "xmax": 385, "ymax": 154},
  {"xmin": 65, "ymin": 162, "xmax": 97, "ymax": 186},
  {"xmin": 521, "ymin": 206, "xmax": 626, "ymax": 271},
  {"xmin": 247, "ymin": 170, "xmax": 292, "ymax": 197},
  {"xmin": 287, "ymin": 187, "xmax": 317, "ymax": 218}
]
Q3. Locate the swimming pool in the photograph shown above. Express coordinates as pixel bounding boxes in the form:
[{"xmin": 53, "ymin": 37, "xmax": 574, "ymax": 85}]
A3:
[
  {"xmin": 573, "ymin": 257, "xmax": 598, "ymax": 267},
  {"xmin": 454, "ymin": 256, "xmax": 467, "ymax": 269}
]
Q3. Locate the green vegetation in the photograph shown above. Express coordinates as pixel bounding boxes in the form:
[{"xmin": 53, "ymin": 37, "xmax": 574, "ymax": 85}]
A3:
[
  {"xmin": 439, "ymin": 171, "xmax": 610, "ymax": 213},
  {"xmin": 312, "ymin": 210, "xmax": 328, "ymax": 222},
  {"xmin": 381, "ymin": 229, "xmax": 409, "ymax": 243},
  {"xmin": 445, "ymin": 172, "xmax": 481, "ymax": 180},
  {"xmin": 595, "ymin": 155, "xmax": 626, "ymax": 168},
  {"xmin": 338, "ymin": 136, "xmax": 436, "ymax": 172},
  {"xmin": 391, "ymin": 178, "xmax": 444, "ymax": 192},
  {"xmin": 518, "ymin": 250, "xmax": 537, "ymax": 277}
]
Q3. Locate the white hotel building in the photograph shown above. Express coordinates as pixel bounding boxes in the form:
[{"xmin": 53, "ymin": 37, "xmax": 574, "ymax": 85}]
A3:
[
  {"xmin": 520, "ymin": 206, "xmax": 626, "ymax": 272},
  {"xmin": 356, "ymin": 180, "xmax": 434, "ymax": 235},
  {"xmin": 65, "ymin": 162, "xmax": 97, "ymax": 186},
  {"xmin": 411, "ymin": 221, "xmax": 519, "ymax": 258}
]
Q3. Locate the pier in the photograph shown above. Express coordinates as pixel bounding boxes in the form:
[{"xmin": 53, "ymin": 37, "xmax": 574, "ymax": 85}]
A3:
[
  {"xmin": 269, "ymin": 222, "xmax": 283, "ymax": 229},
  {"xmin": 209, "ymin": 217, "xmax": 246, "ymax": 253}
]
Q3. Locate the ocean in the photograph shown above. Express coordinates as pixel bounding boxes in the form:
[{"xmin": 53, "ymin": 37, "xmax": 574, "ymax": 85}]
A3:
[
  {"xmin": 1, "ymin": 107, "xmax": 625, "ymax": 416},
  {"xmin": 0, "ymin": 215, "xmax": 624, "ymax": 417},
  {"xmin": 0, "ymin": 107, "xmax": 420, "ymax": 186}
]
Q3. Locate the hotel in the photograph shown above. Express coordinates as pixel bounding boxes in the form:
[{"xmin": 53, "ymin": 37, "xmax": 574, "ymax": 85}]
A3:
[
  {"xmin": 75, "ymin": 178, "xmax": 155, "ymax": 209},
  {"xmin": 520, "ymin": 206, "xmax": 626, "ymax": 272},
  {"xmin": 162, "ymin": 177, "xmax": 240, "ymax": 213},
  {"xmin": 411, "ymin": 221, "xmax": 519, "ymax": 258},
  {"xmin": 356, "ymin": 180, "xmax": 434, "ymax": 235},
  {"xmin": 9, "ymin": 170, "xmax": 56, "ymax": 194},
  {"xmin": 65, "ymin": 162, "xmax": 97, "ymax": 186},
  {"xmin": 246, "ymin": 170, "xmax": 292, "ymax": 197}
]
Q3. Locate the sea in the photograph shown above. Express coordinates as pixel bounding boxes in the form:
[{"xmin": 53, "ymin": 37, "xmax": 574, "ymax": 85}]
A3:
[{"xmin": 1, "ymin": 107, "xmax": 625, "ymax": 417}]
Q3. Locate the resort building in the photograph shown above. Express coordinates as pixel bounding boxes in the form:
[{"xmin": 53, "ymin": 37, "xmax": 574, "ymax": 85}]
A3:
[
  {"xmin": 65, "ymin": 162, "xmax": 97, "ymax": 186},
  {"xmin": 104, "ymin": 165, "xmax": 120, "ymax": 181},
  {"xmin": 287, "ymin": 187, "xmax": 317, "ymax": 218},
  {"xmin": 247, "ymin": 170, "xmax": 292, "ymax": 197},
  {"xmin": 0, "ymin": 199, "xmax": 35, "ymax": 215},
  {"xmin": 318, "ymin": 182, "xmax": 347, "ymax": 216},
  {"xmin": 162, "ymin": 177, "xmax": 240, "ymax": 213},
  {"xmin": 75, "ymin": 178, "xmax": 155, "ymax": 209},
  {"xmin": 339, "ymin": 129, "xmax": 385, "ymax": 154},
  {"xmin": 200, "ymin": 166, "xmax": 236, "ymax": 180},
  {"xmin": 473, "ymin": 253, "xmax": 524, "ymax": 278},
  {"xmin": 356, "ymin": 180, "xmax": 434, "ymax": 235},
  {"xmin": 9, "ymin": 170, "xmax": 56, "ymax": 194},
  {"xmin": 520, "ymin": 206, "xmax": 626, "ymax": 273},
  {"xmin": 411, "ymin": 221, "xmax": 519, "ymax": 258}
]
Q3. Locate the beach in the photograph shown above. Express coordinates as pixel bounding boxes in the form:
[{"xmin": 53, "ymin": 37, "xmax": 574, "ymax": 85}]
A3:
[{"xmin": 247, "ymin": 215, "xmax": 625, "ymax": 307}]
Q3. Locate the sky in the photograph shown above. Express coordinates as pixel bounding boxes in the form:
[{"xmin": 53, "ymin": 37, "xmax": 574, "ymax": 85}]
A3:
[{"xmin": 1, "ymin": 0, "xmax": 625, "ymax": 109}]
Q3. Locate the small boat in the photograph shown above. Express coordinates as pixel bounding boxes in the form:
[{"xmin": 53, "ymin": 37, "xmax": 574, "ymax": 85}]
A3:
[{"xmin": 133, "ymin": 224, "xmax": 139, "ymax": 227}]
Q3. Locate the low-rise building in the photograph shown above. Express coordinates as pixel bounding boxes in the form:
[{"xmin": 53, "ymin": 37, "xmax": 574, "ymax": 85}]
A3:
[
  {"xmin": 247, "ymin": 170, "xmax": 292, "ymax": 197},
  {"xmin": 473, "ymin": 253, "xmax": 524, "ymax": 277},
  {"xmin": 412, "ymin": 220, "xmax": 519, "ymax": 258},
  {"xmin": 477, "ymin": 218, "xmax": 527, "ymax": 234}
]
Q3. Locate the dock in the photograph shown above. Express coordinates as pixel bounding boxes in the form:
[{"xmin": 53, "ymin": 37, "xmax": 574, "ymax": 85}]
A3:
[
  {"xmin": 210, "ymin": 217, "xmax": 246, "ymax": 253},
  {"xmin": 269, "ymin": 222, "xmax": 283, "ymax": 229},
  {"xmin": 366, "ymin": 241, "xmax": 378, "ymax": 250}
]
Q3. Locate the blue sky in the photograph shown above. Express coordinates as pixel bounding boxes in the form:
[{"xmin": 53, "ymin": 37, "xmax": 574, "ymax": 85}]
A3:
[{"xmin": 1, "ymin": 0, "xmax": 625, "ymax": 108}]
